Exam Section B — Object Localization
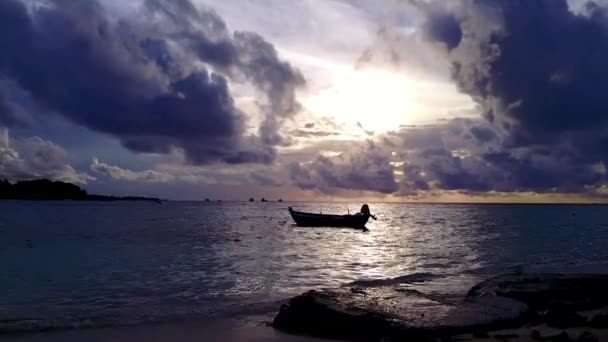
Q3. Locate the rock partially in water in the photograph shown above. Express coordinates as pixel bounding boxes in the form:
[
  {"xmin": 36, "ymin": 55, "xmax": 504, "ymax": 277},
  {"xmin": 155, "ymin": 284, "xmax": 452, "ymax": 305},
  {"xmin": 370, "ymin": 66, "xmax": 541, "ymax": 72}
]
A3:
[
  {"xmin": 542, "ymin": 305, "xmax": 588, "ymax": 329},
  {"xmin": 467, "ymin": 274, "xmax": 608, "ymax": 311},
  {"xmin": 578, "ymin": 331, "xmax": 598, "ymax": 342},
  {"xmin": 589, "ymin": 314, "xmax": 608, "ymax": 328},
  {"xmin": 273, "ymin": 273, "xmax": 608, "ymax": 341},
  {"xmin": 273, "ymin": 284, "xmax": 527, "ymax": 340}
]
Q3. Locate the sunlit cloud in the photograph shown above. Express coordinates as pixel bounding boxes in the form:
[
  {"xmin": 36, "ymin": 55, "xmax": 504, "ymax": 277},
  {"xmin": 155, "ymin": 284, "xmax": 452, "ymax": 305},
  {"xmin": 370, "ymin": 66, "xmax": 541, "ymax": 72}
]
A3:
[{"xmin": 1, "ymin": 0, "xmax": 608, "ymax": 202}]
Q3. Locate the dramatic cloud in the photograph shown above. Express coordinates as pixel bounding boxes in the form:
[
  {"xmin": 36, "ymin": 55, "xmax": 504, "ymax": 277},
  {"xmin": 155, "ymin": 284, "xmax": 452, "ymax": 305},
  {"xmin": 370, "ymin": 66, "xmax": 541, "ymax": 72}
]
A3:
[
  {"xmin": 393, "ymin": 117, "xmax": 606, "ymax": 195},
  {"xmin": 354, "ymin": 0, "xmax": 608, "ymax": 196},
  {"xmin": 91, "ymin": 158, "xmax": 173, "ymax": 182},
  {"xmin": 289, "ymin": 129, "xmax": 341, "ymax": 138},
  {"xmin": 0, "ymin": 128, "xmax": 93, "ymax": 184},
  {"xmin": 0, "ymin": 91, "xmax": 16, "ymax": 127},
  {"xmin": 290, "ymin": 113, "xmax": 606, "ymax": 197},
  {"xmin": 0, "ymin": 0, "xmax": 304, "ymax": 164},
  {"xmin": 249, "ymin": 171, "xmax": 282, "ymax": 187},
  {"xmin": 424, "ymin": 0, "xmax": 608, "ymax": 143},
  {"xmin": 3, "ymin": 0, "xmax": 608, "ymax": 201},
  {"xmin": 289, "ymin": 142, "xmax": 398, "ymax": 194}
]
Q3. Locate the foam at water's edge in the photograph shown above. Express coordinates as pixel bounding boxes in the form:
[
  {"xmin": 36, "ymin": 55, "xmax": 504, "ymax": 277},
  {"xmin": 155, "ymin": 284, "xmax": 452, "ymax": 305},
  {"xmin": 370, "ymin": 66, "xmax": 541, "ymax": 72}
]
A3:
[
  {"xmin": 345, "ymin": 272, "xmax": 441, "ymax": 287},
  {"xmin": 0, "ymin": 299, "xmax": 287, "ymax": 335}
]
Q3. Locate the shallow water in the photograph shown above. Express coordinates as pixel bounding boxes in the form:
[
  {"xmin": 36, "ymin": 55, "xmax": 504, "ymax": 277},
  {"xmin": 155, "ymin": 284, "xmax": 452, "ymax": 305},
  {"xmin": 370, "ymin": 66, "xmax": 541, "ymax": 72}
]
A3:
[{"xmin": 1, "ymin": 201, "xmax": 608, "ymax": 332}]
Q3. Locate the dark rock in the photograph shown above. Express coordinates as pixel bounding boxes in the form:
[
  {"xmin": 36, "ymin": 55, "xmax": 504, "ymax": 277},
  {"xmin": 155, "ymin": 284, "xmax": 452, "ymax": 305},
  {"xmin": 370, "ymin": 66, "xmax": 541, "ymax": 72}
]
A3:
[
  {"xmin": 272, "ymin": 293, "xmax": 393, "ymax": 341},
  {"xmin": 467, "ymin": 273, "xmax": 608, "ymax": 311},
  {"xmin": 578, "ymin": 331, "xmax": 598, "ymax": 342},
  {"xmin": 274, "ymin": 273, "xmax": 608, "ymax": 341},
  {"xmin": 545, "ymin": 331, "xmax": 573, "ymax": 342},
  {"xmin": 542, "ymin": 305, "xmax": 588, "ymax": 328},
  {"xmin": 531, "ymin": 329, "xmax": 542, "ymax": 340},
  {"xmin": 273, "ymin": 285, "xmax": 527, "ymax": 340},
  {"xmin": 474, "ymin": 331, "xmax": 489, "ymax": 338},
  {"xmin": 350, "ymin": 288, "xmax": 367, "ymax": 295},
  {"xmin": 589, "ymin": 313, "xmax": 608, "ymax": 328}
]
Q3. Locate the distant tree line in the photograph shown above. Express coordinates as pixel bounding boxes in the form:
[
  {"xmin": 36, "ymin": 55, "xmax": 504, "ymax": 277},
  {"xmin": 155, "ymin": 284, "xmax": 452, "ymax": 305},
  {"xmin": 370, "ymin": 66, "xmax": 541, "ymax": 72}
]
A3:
[{"xmin": 0, "ymin": 179, "xmax": 160, "ymax": 201}]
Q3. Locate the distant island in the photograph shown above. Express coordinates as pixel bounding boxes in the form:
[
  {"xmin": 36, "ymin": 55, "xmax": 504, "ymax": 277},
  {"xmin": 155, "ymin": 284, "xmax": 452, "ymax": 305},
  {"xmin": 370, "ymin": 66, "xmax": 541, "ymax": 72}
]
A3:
[{"xmin": 0, "ymin": 179, "xmax": 161, "ymax": 202}]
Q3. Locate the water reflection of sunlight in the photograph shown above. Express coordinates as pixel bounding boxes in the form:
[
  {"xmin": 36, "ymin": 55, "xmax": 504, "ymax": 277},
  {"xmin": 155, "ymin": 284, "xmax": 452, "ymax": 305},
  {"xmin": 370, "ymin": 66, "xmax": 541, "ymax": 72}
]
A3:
[
  {"xmin": 349, "ymin": 229, "xmax": 388, "ymax": 280},
  {"xmin": 216, "ymin": 203, "xmax": 494, "ymax": 298}
]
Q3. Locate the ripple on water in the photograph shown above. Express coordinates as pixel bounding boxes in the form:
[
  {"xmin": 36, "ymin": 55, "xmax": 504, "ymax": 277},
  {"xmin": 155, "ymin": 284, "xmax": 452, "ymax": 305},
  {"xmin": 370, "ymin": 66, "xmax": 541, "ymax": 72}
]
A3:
[{"xmin": 2, "ymin": 202, "xmax": 608, "ymax": 332}]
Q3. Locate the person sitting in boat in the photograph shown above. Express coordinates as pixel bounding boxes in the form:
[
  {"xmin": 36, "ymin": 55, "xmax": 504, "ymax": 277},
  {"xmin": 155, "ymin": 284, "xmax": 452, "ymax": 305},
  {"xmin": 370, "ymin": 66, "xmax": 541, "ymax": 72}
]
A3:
[{"xmin": 359, "ymin": 204, "xmax": 377, "ymax": 220}]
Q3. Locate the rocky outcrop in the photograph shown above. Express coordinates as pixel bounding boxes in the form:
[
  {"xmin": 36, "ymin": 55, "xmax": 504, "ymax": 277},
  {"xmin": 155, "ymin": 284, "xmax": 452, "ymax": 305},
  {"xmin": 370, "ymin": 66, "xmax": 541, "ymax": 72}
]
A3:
[{"xmin": 273, "ymin": 273, "xmax": 608, "ymax": 341}]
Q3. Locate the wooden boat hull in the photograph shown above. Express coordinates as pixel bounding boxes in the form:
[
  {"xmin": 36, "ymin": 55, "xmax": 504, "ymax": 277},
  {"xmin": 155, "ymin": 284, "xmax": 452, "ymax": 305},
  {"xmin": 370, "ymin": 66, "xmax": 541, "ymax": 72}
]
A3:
[{"xmin": 288, "ymin": 207, "xmax": 369, "ymax": 229}]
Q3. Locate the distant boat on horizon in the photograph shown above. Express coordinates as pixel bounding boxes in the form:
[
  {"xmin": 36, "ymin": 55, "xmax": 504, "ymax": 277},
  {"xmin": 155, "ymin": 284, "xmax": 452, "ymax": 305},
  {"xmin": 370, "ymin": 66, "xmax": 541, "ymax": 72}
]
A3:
[
  {"xmin": 261, "ymin": 198, "xmax": 268, "ymax": 202},
  {"xmin": 249, "ymin": 198, "xmax": 254, "ymax": 202}
]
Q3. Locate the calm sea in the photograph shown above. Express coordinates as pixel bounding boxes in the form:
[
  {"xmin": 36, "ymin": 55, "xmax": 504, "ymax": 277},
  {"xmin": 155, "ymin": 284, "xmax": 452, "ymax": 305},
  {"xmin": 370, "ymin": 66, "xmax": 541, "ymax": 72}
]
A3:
[{"xmin": 1, "ymin": 201, "xmax": 608, "ymax": 333}]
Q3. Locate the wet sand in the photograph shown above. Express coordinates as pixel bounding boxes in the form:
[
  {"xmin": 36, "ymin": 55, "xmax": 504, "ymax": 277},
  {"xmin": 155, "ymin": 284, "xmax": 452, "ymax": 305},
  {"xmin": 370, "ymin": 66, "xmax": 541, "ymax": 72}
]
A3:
[
  {"xmin": 2, "ymin": 320, "xmax": 341, "ymax": 342},
  {"xmin": 454, "ymin": 325, "xmax": 608, "ymax": 341}
]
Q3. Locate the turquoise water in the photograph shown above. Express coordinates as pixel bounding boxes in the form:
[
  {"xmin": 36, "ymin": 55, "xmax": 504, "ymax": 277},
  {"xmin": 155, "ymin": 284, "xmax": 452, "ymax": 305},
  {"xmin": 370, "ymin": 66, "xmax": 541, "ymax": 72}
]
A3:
[{"xmin": 1, "ymin": 201, "xmax": 608, "ymax": 333}]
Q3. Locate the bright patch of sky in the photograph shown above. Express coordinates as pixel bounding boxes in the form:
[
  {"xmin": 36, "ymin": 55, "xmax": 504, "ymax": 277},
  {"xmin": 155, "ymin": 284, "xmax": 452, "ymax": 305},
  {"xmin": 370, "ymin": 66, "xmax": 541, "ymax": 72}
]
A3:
[{"xmin": 194, "ymin": 0, "xmax": 477, "ymax": 136}]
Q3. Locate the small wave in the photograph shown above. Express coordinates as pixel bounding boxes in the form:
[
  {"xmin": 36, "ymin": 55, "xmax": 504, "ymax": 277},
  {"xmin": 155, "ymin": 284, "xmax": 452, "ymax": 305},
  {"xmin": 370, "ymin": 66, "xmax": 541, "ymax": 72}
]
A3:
[
  {"xmin": 0, "ymin": 299, "xmax": 285, "ymax": 335},
  {"xmin": 346, "ymin": 272, "xmax": 441, "ymax": 288},
  {"xmin": 0, "ymin": 317, "xmax": 104, "ymax": 335},
  {"xmin": 0, "ymin": 313, "xmax": 206, "ymax": 335}
]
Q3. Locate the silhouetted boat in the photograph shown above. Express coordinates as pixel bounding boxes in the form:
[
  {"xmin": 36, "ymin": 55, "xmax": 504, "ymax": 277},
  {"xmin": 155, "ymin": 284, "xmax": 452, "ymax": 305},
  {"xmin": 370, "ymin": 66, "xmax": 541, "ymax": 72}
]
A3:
[{"xmin": 288, "ymin": 207, "xmax": 370, "ymax": 229}]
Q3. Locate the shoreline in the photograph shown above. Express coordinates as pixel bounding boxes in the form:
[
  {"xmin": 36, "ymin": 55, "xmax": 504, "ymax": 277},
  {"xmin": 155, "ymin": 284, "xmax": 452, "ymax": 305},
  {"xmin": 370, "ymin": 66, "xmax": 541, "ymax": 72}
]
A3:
[
  {"xmin": 2, "ymin": 319, "xmax": 343, "ymax": 342},
  {"xmin": 7, "ymin": 316, "xmax": 608, "ymax": 342}
]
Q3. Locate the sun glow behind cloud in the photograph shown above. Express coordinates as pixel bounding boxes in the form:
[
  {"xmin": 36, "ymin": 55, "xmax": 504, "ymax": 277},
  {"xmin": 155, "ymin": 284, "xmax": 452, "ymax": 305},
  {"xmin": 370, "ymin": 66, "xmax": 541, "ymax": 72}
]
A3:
[
  {"xmin": 302, "ymin": 68, "xmax": 420, "ymax": 133},
  {"xmin": 281, "ymin": 48, "xmax": 476, "ymax": 136}
]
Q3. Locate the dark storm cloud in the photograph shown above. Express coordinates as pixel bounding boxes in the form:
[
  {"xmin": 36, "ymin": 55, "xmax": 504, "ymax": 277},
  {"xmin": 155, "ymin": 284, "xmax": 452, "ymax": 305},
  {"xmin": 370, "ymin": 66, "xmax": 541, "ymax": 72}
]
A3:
[
  {"xmin": 289, "ymin": 113, "xmax": 605, "ymax": 196},
  {"xmin": 425, "ymin": 0, "xmax": 608, "ymax": 142},
  {"xmin": 481, "ymin": 150, "xmax": 604, "ymax": 193},
  {"xmin": 394, "ymin": 119, "xmax": 501, "ymax": 194},
  {"xmin": 249, "ymin": 172, "xmax": 282, "ymax": 187},
  {"xmin": 0, "ymin": 91, "xmax": 18, "ymax": 127},
  {"xmin": 393, "ymin": 118, "xmax": 608, "ymax": 195},
  {"xmin": 424, "ymin": 12, "xmax": 462, "ymax": 50},
  {"xmin": 145, "ymin": 0, "xmax": 305, "ymax": 145},
  {"xmin": 470, "ymin": 125, "xmax": 496, "ymax": 143},
  {"xmin": 368, "ymin": 0, "xmax": 608, "ymax": 195},
  {"xmin": 289, "ymin": 142, "xmax": 398, "ymax": 194},
  {"xmin": 0, "ymin": 0, "xmax": 304, "ymax": 164},
  {"xmin": 290, "ymin": 129, "xmax": 340, "ymax": 138}
]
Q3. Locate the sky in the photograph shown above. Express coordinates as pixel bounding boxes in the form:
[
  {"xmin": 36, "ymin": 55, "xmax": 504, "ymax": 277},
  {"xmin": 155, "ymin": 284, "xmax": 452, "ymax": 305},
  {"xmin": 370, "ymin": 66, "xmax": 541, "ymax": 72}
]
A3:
[{"xmin": 1, "ymin": 0, "xmax": 608, "ymax": 202}]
